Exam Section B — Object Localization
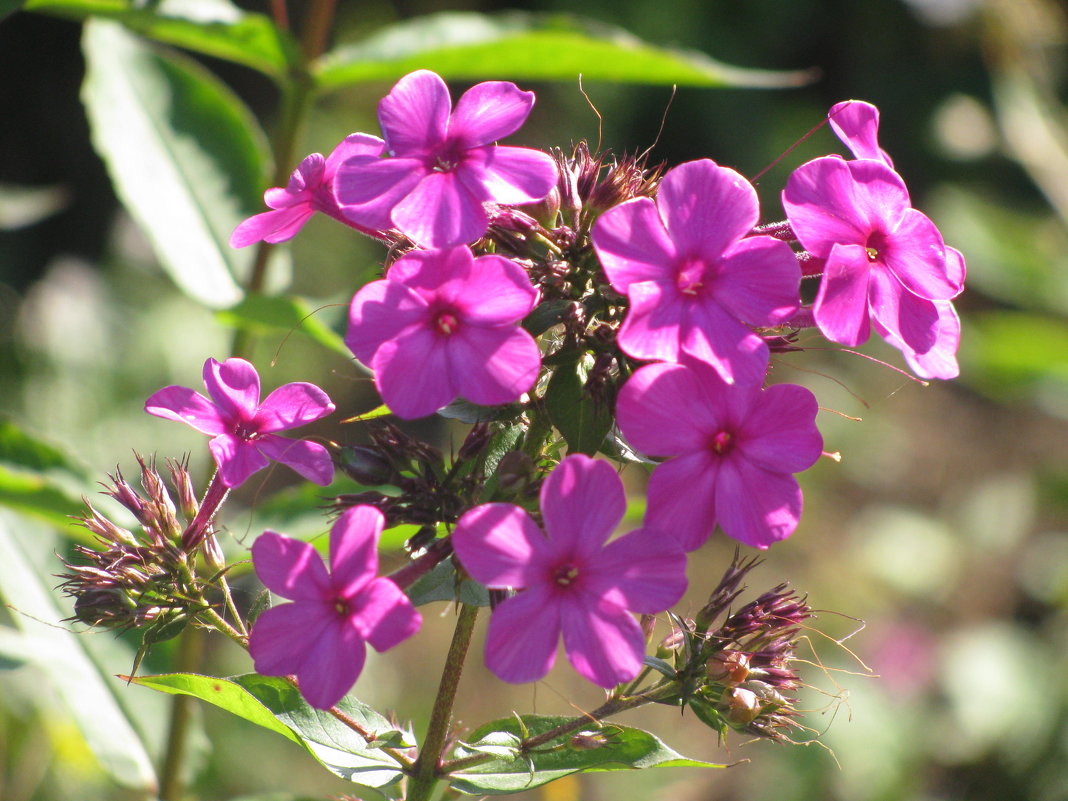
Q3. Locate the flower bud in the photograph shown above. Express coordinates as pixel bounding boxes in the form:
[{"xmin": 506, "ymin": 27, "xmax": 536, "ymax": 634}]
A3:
[
  {"xmin": 722, "ymin": 687, "xmax": 761, "ymax": 726},
  {"xmin": 334, "ymin": 444, "xmax": 394, "ymax": 486},
  {"xmin": 706, "ymin": 649, "xmax": 751, "ymax": 685}
]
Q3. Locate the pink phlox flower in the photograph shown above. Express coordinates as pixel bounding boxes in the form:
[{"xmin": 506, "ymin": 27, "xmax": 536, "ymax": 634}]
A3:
[
  {"xmin": 616, "ymin": 356, "xmax": 823, "ymax": 551},
  {"xmin": 453, "ymin": 454, "xmax": 687, "ymax": 688},
  {"xmin": 145, "ymin": 357, "xmax": 335, "ymax": 488},
  {"xmin": 591, "ymin": 158, "xmax": 801, "ymax": 385},
  {"xmin": 822, "ymin": 100, "xmax": 965, "ymax": 378},
  {"xmin": 334, "ymin": 69, "xmax": 557, "ymax": 248},
  {"xmin": 248, "ymin": 506, "xmax": 421, "ymax": 709},
  {"xmin": 230, "ymin": 133, "xmax": 386, "ymax": 247},
  {"xmin": 346, "ymin": 245, "xmax": 541, "ymax": 419}
]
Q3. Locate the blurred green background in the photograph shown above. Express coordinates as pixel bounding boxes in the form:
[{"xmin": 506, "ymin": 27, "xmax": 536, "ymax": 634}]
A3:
[{"xmin": 2, "ymin": 0, "xmax": 1068, "ymax": 800}]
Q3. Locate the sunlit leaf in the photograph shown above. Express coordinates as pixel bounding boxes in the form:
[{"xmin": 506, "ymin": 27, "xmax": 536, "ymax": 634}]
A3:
[
  {"xmin": 316, "ymin": 12, "xmax": 814, "ymax": 91},
  {"xmin": 26, "ymin": 0, "xmax": 296, "ymax": 77},
  {"xmin": 134, "ymin": 672, "xmax": 410, "ymax": 788},
  {"xmin": 450, "ymin": 714, "xmax": 723, "ymax": 794},
  {"xmin": 0, "ymin": 512, "xmax": 157, "ymax": 790},
  {"xmin": 216, "ymin": 294, "xmax": 350, "ymax": 357},
  {"xmin": 82, "ymin": 19, "xmax": 270, "ymax": 308}
]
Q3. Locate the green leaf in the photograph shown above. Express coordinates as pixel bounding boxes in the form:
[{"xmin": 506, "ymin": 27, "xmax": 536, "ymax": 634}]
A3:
[
  {"xmin": 26, "ymin": 0, "xmax": 296, "ymax": 78},
  {"xmin": 216, "ymin": 294, "xmax": 349, "ymax": 357},
  {"xmin": 962, "ymin": 311, "xmax": 1068, "ymax": 399},
  {"xmin": 544, "ymin": 360, "xmax": 613, "ymax": 456},
  {"xmin": 82, "ymin": 19, "xmax": 271, "ymax": 309},
  {"xmin": 0, "ymin": 417, "xmax": 93, "ymax": 535},
  {"xmin": 134, "ymin": 672, "xmax": 410, "ymax": 788},
  {"xmin": 406, "ymin": 555, "xmax": 491, "ymax": 607},
  {"xmin": 0, "ymin": 512, "xmax": 157, "ymax": 789},
  {"xmin": 0, "ymin": 0, "xmax": 23, "ymax": 22},
  {"xmin": 450, "ymin": 714, "xmax": 723, "ymax": 794},
  {"xmin": 316, "ymin": 12, "xmax": 813, "ymax": 91}
]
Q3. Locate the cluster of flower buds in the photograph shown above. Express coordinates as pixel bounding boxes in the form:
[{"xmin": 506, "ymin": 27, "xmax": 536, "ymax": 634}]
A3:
[{"xmin": 58, "ymin": 457, "xmax": 205, "ymax": 644}]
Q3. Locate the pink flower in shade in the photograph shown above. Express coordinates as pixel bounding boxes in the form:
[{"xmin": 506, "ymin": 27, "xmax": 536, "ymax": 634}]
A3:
[
  {"xmin": 346, "ymin": 245, "xmax": 540, "ymax": 420},
  {"xmin": 591, "ymin": 159, "xmax": 801, "ymax": 385},
  {"xmin": 145, "ymin": 358, "xmax": 335, "ymax": 488},
  {"xmin": 452, "ymin": 454, "xmax": 687, "ymax": 688},
  {"xmin": 616, "ymin": 357, "xmax": 823, "ymax": 551},
  {"xmin": 230, "ymin": 134, "xmax": 386, "ymax": 247},
  {"xmin": 248, "ymin": 506, "xmax": 421, "ymax": 709},
  {"xmin": 334, "ymin": 69, "xmax": 557, "ymax": 249}
]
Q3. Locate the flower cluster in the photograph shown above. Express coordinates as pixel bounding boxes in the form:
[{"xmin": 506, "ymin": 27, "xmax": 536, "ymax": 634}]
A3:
[{"xmin": 115, "ymin": 74, "xmax": 964, "ymax": 710}]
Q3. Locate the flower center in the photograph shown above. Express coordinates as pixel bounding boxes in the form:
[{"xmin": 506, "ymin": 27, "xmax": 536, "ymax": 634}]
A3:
[
  {"xmin": 333, "ymin": 597, "xmax": 350, "ymax": 616},
  {"xmin": 553, "ymin": 562, "xmax": 580, "ymax": 587},
  {"xmin": 710, "ymin": 429, "xmax": 734, "ymax": 456},
  {"xmin": 432, "ymin": 142, "xmax": 464, "ymax": 173},
  {"xmin": 865, "ymin": 231, "xmax": 888, "ymax": 262},
  {"xmin": 434, "ymin": 311, "xmax": 460, "ymax": 336},
  {"xmin": 865, "ymin": 247, "xmax": 878, "ymax": 261},
  {"xmin": 675, "ymin": 258, "xmax": 706, "ymax": 296},
  {"xmin": 233, "ymin": 421, "xmax": 260, "ymax": 441}
]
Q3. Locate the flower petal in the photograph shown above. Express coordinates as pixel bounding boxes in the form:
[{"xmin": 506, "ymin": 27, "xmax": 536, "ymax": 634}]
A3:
[
  {"xmin": 390, "ymin": 171, "xmax": 488, "ymax": 248},
  {"xmin": 346, "ymin": 278, "xmax": 429, "ymax": 366},
  {"xmin": 656, "ymin": 159, "xmax": 759, "ymax": 257},
  {"xmin": 144, "ymin": 386, "xmax": 227, "ymax": 435},
  {"xmin": 714, "ymin": 235, "xmax": 801, "ymax": 325},
  {"xmin": 644, "ymin": 452, "xmax": 720, "ymax": 551},
  {"xmin": 882, "ymin": 207, "xmax": 956, "ymax": 300},
  {"xmin": 715, "ymin": 458, "xmax": 802, "ymax": 549},
  {"xmin": 540, "ymin": 455, "xmax": 624, "ymax": 556},
  {"xmin": 248, "ymin": 601, "xmax": 332, "ymax": 676},
  {"xmin": 616, "ymin": 362, "xmax": 720, "ymax": 455},
  {"xmin": 484, "ymin": 584, "xmax": 561, "ymax": 683},
  {"xmin": 324, "ymin": 133, "xmax": 386, "ymax": 178},
  {"xmin": 616, "ymin": 280, "xmax": 685, "ymax": 362},
  {"xmin": 210, "ymin": 434, "xmax": 269, "ymax": 488},
  {"xmin": 295, "ymin": 621, "xmax": 366, "ymax": 710},
  {"xmin": 591, "ymin": 197, "xmax": 676, "ymax": 292},
  {"xmin": 256, "ymin": 436, "xmax": 335, "ymax": 486},
  {"xmin": 447, "ymin": 326, "xmax": 540, "ymax": 407},
  {"xmin": 255, "ymin": 382, "xmax": 336, "ymax": 432},
  {"xmin": 373, "ymin": 329, "xmax": 454, "ymax": 419},
  {"xmin": 737, "ymin": 384, "xmax": 824, "ymax": 473},
  {"xmin": 328, "ymin": 506, "xmax": 383, "ymax": 592},
  {"xmin": 561, "ymin": 597, "xmax": 645, "ymax": 688},
  {"xmin": 251, "ymin": 531, "xmax": 330, "ymax": 600},
  {"xmin": 351, "ymin": 577, "xmax": 422, "ymax": 652},
  {"xmin": 335, "ymin": 156, "xmax": 425, "ymax": 231},
  {"xmin": 460, "ymin": 145, "xmax": 557, "ymax": 206},
  {"xmin": 378, "ymin": 69, "xmax": 451, "ymax": 156},
  {"xmin": 680, "ymin": 302, "xmax": 771, "ymax": 386},
  {"xmin": 229, "ymin": 206, "xmax": 315, "ymax": 248},
  {"xmin": 203, "ymin": 357, "xmax": 260, "ymax": 424},
  {"xmin": 812, "ymin": 242, "xmax": 873, "ymax": 347},
  {"xmin": 453, "ymin": 503, "xmax": 549, "ymax": 587},
  {"xmin": 783, "ymin": 156, "xmax": 880, "ymax": 255},
  {"xmin": 869, "ymin": 267, "xmax": 940, "ymax": 355},
  {"xmin": 587, "ymin": 527, "xmax": 688, "ymax": 613},
  {"xmin": 449, "ymin": 81, "xmax": 535, "ymax": 147},
  {"xmin": 895, "ymin": 301, "xmax": 961, "ymax": 380},
  {"xmin": 828, "ymin": 100, "xmax": 893, "ymax": 166}
]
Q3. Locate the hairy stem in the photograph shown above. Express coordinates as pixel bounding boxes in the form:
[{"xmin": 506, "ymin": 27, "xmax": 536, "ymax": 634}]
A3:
[{"xmin": 407, "ymin": 604, "xmax": 480, "ymax": 801}]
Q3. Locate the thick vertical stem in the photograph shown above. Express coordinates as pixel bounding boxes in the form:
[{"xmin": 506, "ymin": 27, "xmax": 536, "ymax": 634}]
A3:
[
  {"xmin": 407, "ymin": 604, "xmax": 480, "ymax": 801},
  {"xmin": 158, "ymin": 627, "xmax": 205, "ymax": 801}
]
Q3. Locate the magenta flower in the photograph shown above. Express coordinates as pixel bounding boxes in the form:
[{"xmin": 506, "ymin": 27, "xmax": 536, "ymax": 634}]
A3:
[
  {"xmin": 346, "ymin": 245, "xmax": 540, "ymax": 419},
  {"xmin": 145, "ymin": 357, "xmax": 335, "ymax": 488},
  {"xmin": 230, "ymin": 133, "xmax": 386, "ymax": 247},
  {"xmin": 453, "ymin": 454, "xmax": 687, "ymax": 688},
  {"xmin": 827, "ymin": 100, "xmax": 894, "ymax": 166},
  {"xmin": 248, "ymin": 506, "xmax": 421, "ymax": 709},
  {"xmin": 334, "ymin": 69, "xmax": 557, "ymax": 248},
  {"xmin": 616, "ymin": 357, "xmax": 823, "ymax": 551},
  {"xmin": 591, "ymin": 159, "xmax": 801, "ymax": 385}
]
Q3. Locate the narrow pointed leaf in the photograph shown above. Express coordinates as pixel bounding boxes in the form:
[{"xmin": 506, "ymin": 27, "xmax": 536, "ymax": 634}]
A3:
[
  {"xmin": 82, "ymin": 19, "xmax": 270, "ymax": 308},
  {"xmin": 316, "ymin": 12, "xmax": 814, "ymax": 91},
  {"xmin": 450, "ymin": 714, "xmax": 723, "ymax": 794}
]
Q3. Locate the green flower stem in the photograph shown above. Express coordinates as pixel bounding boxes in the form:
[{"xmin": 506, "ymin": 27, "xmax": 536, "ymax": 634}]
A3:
[
  {"xmin": 158, "ymin": 627, "xmax": 205, "ymax": 801},
  {"xmin": 407, "ymin": 603, "xmax": 480, "ymax": 801}
]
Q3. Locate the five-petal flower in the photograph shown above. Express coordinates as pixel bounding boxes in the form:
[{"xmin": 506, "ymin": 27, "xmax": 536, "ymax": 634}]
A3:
[
  {"xmin": 145, "ymin": 357, "xmax": 335, "ymax": 488},
  {"xmin": 592, "ymin": 158, "xmax": 801, "ymax": 385},
  {"xmin": 230, "ymin": 134, "xmax": 387, "ymax": 247},
  {"xmin": 453, "ymin": 454, "xmax": 688, "ymax": 688},
  {"xmin": 616, "ymin": 357, "xmax": 823, "ymax": 551},
  {"xmin": 346, "ymin": 245, "xmax": 541, "ymax": 419},
  {"xmin": 334, "ymin": 69, "xmax": 558, "ymax": 248},
  {"xmin": 248, "ymin": 506, "xmax": 421, "ymax": 709}
]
